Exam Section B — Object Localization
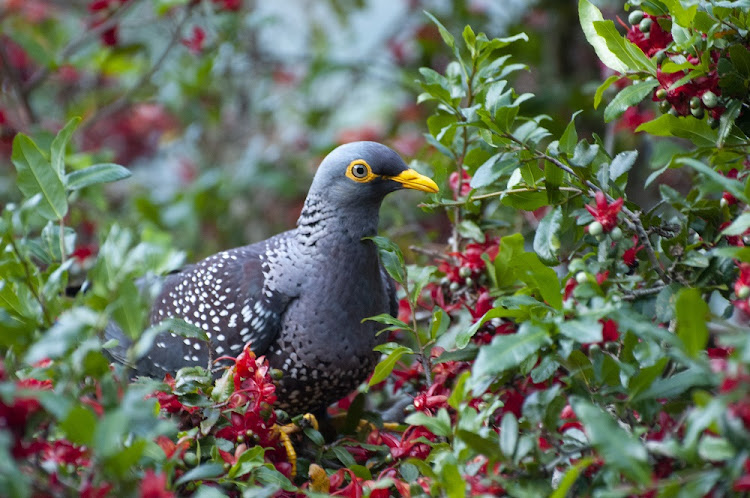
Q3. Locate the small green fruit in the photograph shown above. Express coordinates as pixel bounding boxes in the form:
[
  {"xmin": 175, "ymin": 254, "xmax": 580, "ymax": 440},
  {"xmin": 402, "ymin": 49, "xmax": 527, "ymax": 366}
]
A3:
[
  {"xmin": 628, "ymin": 10, "xmax": 644, "ymax": 25},
  {"xmin": 569, "ymin": 258, "xmax": 585, "ymax": 273},
  {"xmin": 588, "ymin": 220, "xmax": 604, "ymax": 236},
  {"xmin": 738, "ymin": 286, "xmax": 750, "ymax": 299},
  {"xmin": 668, "ymin": 107, "xmax": 679, "ymax": 116},
  {"xmin": 639, "ymin": 18, "xmax": 653, "ymax": 33},
  {"xmin": 609, "ymin": 226, "xmax": 623, "ymax": 241},
  {"xmin": 655, "ymin": 88, "xmax": 667, "ymax": 100},
  {"xmin": 690, "ymin": 96, "xmax": 701, "ymax": 109},
  {"xmin": 458, "ymin": 266, "xmax": 472, "ymax": 278},
  {"xmin": 708, "ymin": 117, "xmax": 719, "ymax": 129},
  {"xmin": 464, "ymin": 277, "xmax": 474, "ymax": 287},
  {"xmin": 575, "ymin": 272, "xmax": 588, "ymax": 285},
  {"xmin": 183, "ymin": 452, "xmax": 198, "ymax": 467},
  {"xmin": 449, "ymin": 281, "xmax": 460, "ymax": 292},
  {"xmin": 659, "ymin": 100, "xmax": 671, "ymax": 113},
  {"xmin": 691, "ymin": 106, "xmax": 705, "ymax": 119},
  {"xmin": 701, "ymin": 91, "xmax": 718, "ymax": 108}
]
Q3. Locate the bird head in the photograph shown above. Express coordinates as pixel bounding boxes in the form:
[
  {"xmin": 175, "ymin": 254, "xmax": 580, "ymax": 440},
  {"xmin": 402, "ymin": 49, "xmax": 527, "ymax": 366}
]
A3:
[{"xmin": 309, "ymin": 141, "xmax": 438, "ymax": 208}]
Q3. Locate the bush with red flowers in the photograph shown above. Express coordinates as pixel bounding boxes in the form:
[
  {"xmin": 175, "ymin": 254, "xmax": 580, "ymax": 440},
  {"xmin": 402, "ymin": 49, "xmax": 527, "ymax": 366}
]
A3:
[{"xmin": 3, "ymin": 1, "xmax": 750, "ymax": 497}]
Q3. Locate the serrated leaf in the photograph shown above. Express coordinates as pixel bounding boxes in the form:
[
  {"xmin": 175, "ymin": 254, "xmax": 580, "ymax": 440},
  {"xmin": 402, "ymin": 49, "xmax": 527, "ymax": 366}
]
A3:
[
  {"xmin": 50, "ymin": 117, "xmax": 80, "ymax": 179},
  {"xmin": 66, "ymin": 163, "xmax": 131, "ymax": 190},
  {"xmin": 610, "ymin": 150, "xmax": 638, "ymax": 181},
  {"xmin": 604, "ymin": 80, "xmax": 659, "ymax": 122},
  {"xmin": 11, "ymin": 134, "xmax": 68, "ymax": 221}
]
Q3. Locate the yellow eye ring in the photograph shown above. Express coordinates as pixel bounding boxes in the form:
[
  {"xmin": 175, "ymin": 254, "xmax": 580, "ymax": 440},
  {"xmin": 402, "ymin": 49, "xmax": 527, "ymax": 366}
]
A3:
[{"xmin": 345, "ymin": 159, "xmax": 376, "ymax": 183}]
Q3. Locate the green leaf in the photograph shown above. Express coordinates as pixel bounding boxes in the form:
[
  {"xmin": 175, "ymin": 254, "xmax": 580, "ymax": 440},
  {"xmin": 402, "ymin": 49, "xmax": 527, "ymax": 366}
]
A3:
[
  {"xmin": 549, "ymin": 457, "xmax": 595, "ymax": 498},
  {"xmin": 636, "ymin": 115, "xmax": 717, "ymax": 148},
  {"xmin": 405, "ymin": 409, "xmax": 452, "ymax": 437},
  {"xmin": 569, "ymin": 140, "xmax": 599, "ymax": 168},
  {"xmin": 558, "ymin": 316, "xmax": 603, "ymax": 344},
  {"xmin": 628, "ymin": 357, "xmax": 669, "ymax": 401},
  {"xmin": 175, "ymin": 463, "xmax": 226, "ymax": 485},
  {"xmin": 604, "ymin": 80, "xmax": 659, "ymax": 122},
  {"xmin": 25, "ymin": 308, "xmax": 98, "ymax": 363},
  {"xmin": 66, "ymin": 163, "xmax": 131, "ymax": 190},
  {"xmin": 675, "ymin": 288, "xmax": 709, "ymax": 357},
  {"xmin": 228, "ymin": 446, "xmax": 266, "ymax": 478},
  {"xmin": 368, "ymin": 345, "xmax": 412, "ymax": 386},
  {"xmin": 680, "ymin": 158, "xmax": 749, "ymax": 204},
  {"xmin": 570, "ymin": 397, "xmax": 650, "ymax": 484},
  {"xmin": 593, "ymin": 20, "xmax": 656, "ymax": 74},
  {"xmin": 610, "ymin": 150, "xmax": 638, "ymax": 181},
  {"xmin": 722, "ymin": 212, "xmax": 750, "ymax": 236},
  {"xmin": 559, "ymin": 110, "xmax": 582, "ymax": 155},
  {"xmin": 730, "ymin": 44, "xmax": 750, "ymax": 77},
  {"xmin": 424, "ymin": 11, "xmax": 455, "ymax": 50},
  {"xmin": 594, "ymin": 75, "xmax": 621, "ymax": 109},
  {"xmin": 499, "ymin": 412, "xmax": 518, "ymax": 458},
  {"xmin": 697, "ymin": 435, "xmax": 736, "ymax": 461},
  {"xmin": 366, "ymin": 236, "xmax": 406, "ymax": 285},
  {"xmin": 11, "ymin": 134, "xmax": 68, "ymax": 221},
  {"xmin": 60, "ymin": 405, "xmax": 97, "ymax": 446},
  {"xmin": 578, "ymin": 0, "xmax": 629, "ymax": 73},
  {"xmin": 50, "ymin": 117, "xmax": 81, "ymax": 179},
  {"xmin": 473, "ymin": 322, "xmax": 551, "ymax": 379},
  {"xmin": 533, "ymin": 206, "xmax": 563, "ymax": 265},
  {"xmin": 661, "ymin": 0, "xmax": 697, "ymax": 27}
]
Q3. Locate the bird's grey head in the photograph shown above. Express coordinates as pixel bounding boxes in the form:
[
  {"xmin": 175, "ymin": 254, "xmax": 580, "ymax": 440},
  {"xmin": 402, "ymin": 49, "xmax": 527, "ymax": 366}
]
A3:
[{"xmin": 307, "ymin": 141, "xmax": 438, "ymax": 209}]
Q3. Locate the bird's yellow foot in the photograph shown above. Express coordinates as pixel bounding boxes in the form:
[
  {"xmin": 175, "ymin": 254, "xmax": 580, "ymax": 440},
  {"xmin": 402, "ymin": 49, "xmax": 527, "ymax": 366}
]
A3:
[
  {"xmin": 357, "ymin": 419, "xmax": 401, "ymax": 433},
  {"xmin": 275, "ymin": 413, "xmax": 319, "ymax": 478}
]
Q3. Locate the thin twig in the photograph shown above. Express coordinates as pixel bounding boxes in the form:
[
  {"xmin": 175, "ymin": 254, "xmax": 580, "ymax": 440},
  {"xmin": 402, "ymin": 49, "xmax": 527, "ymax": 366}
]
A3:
[
  {"xmin": 408, "ymin": 245, "xmax": 452, "ymax": 262},
  {"xmin": 621, "ymin": 284, "xmax": 668, "ymax": 301},
  {"xmin": 81, "ymin": 7, "xmax": 192, "ymax": 131},
  {"xmin": 8, "ymin": 235, "xmax": 52, "ymax": 327}
]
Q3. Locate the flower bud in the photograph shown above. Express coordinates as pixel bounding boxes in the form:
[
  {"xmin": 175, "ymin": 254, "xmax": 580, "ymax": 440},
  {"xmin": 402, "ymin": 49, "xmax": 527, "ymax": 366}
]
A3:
[
  {"xmin": 737, "ymin": 286, "xmax": 750, "ymax": 299},
  {"xmin": 458, "ymin": 266, "xmax": 472, "ymax": 278},
  {"xmin": 609, "ymin": 226, "xmax": 623, "ymax": 241},
  {"xmin": 588, "ymin": 221, "xmax": 604, "ymax": 236},
  {"xmin": 701, "ymin": 91, "xmax": 718, "ymax": 109},
  {"xmin": 659, "ymin": 100, "xmax": 671, "ymax": 113},
  {"xmin": 690, "ymin": 96, "xmax": 701, "ymax": 109},
  {"xmin": 575, "ymin": 272, "xmax": 589, "ymax": 285},
  {"xmin": 449, "ymin": 281, "xmax": 460, "ymax": 292},
  {"xmin": 655, "ymin": 88, "xmax": 667, "ymax": 100},
  {"xmin": 628, "ymin": 10, "xmax": 644, "ymax": 25}
]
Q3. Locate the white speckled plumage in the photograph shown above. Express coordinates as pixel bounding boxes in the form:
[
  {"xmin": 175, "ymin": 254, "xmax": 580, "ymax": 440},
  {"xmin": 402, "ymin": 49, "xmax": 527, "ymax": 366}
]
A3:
[{"xmin": 108, "ymin": 142, "xmax": 436, "ymax": 414}]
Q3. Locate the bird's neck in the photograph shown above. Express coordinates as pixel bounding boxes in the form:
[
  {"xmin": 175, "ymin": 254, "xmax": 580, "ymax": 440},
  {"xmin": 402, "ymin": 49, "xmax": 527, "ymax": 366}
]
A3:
[{"xmin": 297, "ymin": 194, "xmax": 381, "ymax": 247}]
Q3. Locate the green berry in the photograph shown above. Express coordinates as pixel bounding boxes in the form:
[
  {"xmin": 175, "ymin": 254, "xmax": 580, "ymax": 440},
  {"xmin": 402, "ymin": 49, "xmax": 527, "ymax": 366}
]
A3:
[
  {"xmin": 691, "ymin": 106, "xmax": 705, "ymax": 119},
  {"xmin": 656, "ymin": 50, "xmax": 668, "ymax": 64},
  {"xmin": 702, "ymin": 91, "xmax": 718, "ymax": 108},
  {"xmin": 576, "ymin": 272, "xmax": 589, "ymax": 285},
  {"xmin": 588, "ymin": 344, "xmax": 601, "ymax": 355},
  {"xmin": 639, "ymin": 18, "xmax": 653, "ymax": 33},
  {"xmin": 668, "ymin": 107, "xmax": 679, "ymax": 116},
  {"xmin": 588, "ymin": 220, "xmax": 604, "ymax": 236},
  {"xmin": 690, "ymin": 96, "xmax": 701, "ymax": 109},
  {"xmin": 655, "ymin": 88, "xmax": 667, "ymax": 100},
  {"xmin": 464, "ymin": 277, "xmax": 474, "ymax": 287},
  {"xmin": 569, "ymin": 258, "xmax": 585, "ymax": 273},
  {"xmin": 458, "ymin": 266, "xmax": 472, "ymax": 278},
  {"xmin": 609, "ymin": 226, "xmax": 623, "ymax": 241},
  {"xmin": 720, "ymin": 197, "xmax": 729, "ymax": 208},
  {"xmin": 183, "ymin": 452, "xmax": 198, "ymax": 466},
  {"xmin": 708, "ymin": 117, "xmax": 719, "ymax": 129},
  {"xmin": 628, "ymin": 10, "xmax": 644, "ymax": 25},
  {"xmin": 738, "ymin": 286, "xmax": 750, "ymax": 299},
  {"xmin": 659, "ymin": 100, "xmax": 671, "ymax": 113},
  {"xmin": 449, "ymin": 281, "xmax": 460, "ymax": 292}
]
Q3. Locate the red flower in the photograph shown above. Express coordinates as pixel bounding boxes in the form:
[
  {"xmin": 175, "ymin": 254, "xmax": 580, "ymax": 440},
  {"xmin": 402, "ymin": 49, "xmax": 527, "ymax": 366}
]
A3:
[
  {"xmin": 151, "ymin": 374, "xmax": 199, "ymax": 414},
  {"xmin": 625, "ymin": 15, "xmax": 672, "ymax": 57},
  {"xmin": 563, "ymin": 277, "xmax": 578, "ymax": 301},
  {"xmin": 139, "ymin": 469, "xmax": 173, "ymax": 498},
  {"xmin": 212, "ymin": 0, "xmax": 242, "ymax": 11},
  {"xmin": 585, "ymin": 191, "xmax": 623, "ymax": 232},
  {"xmin": 181, "ymin": 26, "xmax": 206, "ymax": 55},
  {"xmin": 448, "ymin": 170, "xmax": 472, "ymax": 199},
  {"xmin": 81, "ymin": 480, "xmax": 113, "ymax": 498},
  {"xmin": 380, "ymin": 425, "xmax": 435, "ymax": 460},
  {"xmin": 42, "ymin": 440, "xmax": 90, "ymax": 467},
  {"xmin": 623, "ymin": 241, "xmax": 644, "ymax": 267},
  {"xmin": 600, "ymin": 318, "xmax": 619, "ymax": 343},
  {"xmin": 616, "ymin": 106, "xmax": 654, "ymax": 132},
  {"xmin": 413, "ymin": 382, "xmax": 450, "ymax": 415}
]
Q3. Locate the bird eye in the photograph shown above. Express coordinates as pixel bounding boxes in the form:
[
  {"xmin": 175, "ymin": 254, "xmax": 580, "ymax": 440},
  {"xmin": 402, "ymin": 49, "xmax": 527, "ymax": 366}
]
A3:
[
  {"xmin": 352, "ymin": 164, "xmax": 368, "ymax": 178},
  {"xmin": 346, "ymin": 160, "xmax": 373, "ymax": 182}
]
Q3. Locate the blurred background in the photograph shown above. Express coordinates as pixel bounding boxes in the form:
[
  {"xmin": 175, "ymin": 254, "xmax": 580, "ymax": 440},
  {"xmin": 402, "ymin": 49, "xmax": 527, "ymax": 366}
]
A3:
[{"xmin": 1, "ymin": 0, "xmax": 635, "ymax": 262}]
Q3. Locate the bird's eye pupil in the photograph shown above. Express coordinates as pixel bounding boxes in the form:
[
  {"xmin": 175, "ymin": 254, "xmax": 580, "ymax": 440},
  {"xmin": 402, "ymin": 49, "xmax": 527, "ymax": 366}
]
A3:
[{"xmin": 353, "ymin": 165, "xmax": 367, "ymax": 178}]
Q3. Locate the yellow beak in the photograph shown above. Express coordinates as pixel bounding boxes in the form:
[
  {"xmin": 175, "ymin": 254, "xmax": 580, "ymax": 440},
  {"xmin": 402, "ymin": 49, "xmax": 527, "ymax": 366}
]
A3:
[{"xmin": 387, "ymin": 169, "xmax": 439, "ymax": 193}]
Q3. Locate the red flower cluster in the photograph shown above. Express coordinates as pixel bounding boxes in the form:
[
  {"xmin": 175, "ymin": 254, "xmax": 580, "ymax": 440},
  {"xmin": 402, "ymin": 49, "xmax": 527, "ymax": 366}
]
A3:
[
  {"xmin": 220, "ymin": 345, "xmax": 277, "ymax": 412},
  {"xmin": 625, "ymin": 15, "xmax": 673, "ymax": 57},
  {"xmin": 449, "ymin": 170, "xmax": 472, "ymax": 198},
  {"xmin": 152, "ymin": 374, "xmax": 200, "ymax": 414},
  {"xmin": 88, "ymin": 0, "xmax": 130, "ymax": 46},
  {"xmin": 734, "ymin": 263, "xmax": 750, "ymax": 316},
  {"xmin": 585, "ymin": 191, "xmax": 623, "ymax": 232},
  {"xmin": 0, "ymin": 376, "xmax": 52, "ymax": 458},
  {"xmin": 654, "ymin": 64, "xmax": 722, "ymax": 118},
  {"xmin": 379, "ymin": 425, "xmax": 436, "ymax": 460}
]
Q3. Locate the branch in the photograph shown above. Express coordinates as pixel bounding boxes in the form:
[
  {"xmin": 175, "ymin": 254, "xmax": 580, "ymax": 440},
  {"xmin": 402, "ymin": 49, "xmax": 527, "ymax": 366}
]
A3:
[{"xmin": 81, "ymin": 7, "xmax": 192, "ymax": 131}]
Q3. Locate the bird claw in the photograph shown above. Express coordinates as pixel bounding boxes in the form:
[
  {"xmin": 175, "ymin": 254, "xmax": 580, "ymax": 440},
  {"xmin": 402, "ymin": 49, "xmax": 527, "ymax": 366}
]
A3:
[{"xmin": 275, "ymin": 413, "xmax": 320, "ymax": 477}]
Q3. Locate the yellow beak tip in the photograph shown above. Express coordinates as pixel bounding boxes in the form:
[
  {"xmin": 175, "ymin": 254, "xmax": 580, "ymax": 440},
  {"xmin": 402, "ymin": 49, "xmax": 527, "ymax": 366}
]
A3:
[{"xmin": 391, "ymin": 169, "xmax": 439, "ymax": 193}]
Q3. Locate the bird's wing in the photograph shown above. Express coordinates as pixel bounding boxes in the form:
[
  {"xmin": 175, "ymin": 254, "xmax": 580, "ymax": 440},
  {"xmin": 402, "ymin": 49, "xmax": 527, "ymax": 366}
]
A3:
[{"xmin": 132, "ymin": 232, "xmax": 297, "ymax": 377}]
